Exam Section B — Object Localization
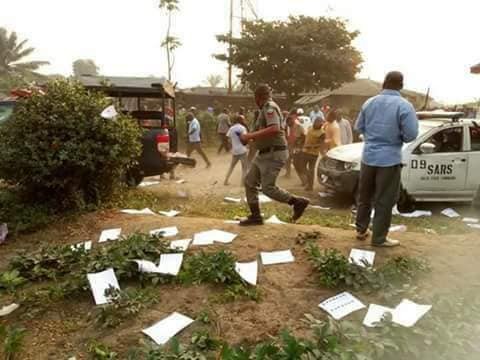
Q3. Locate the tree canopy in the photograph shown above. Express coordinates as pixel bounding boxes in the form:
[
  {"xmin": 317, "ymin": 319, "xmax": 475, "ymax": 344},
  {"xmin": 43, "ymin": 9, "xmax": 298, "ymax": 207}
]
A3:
[
  {"xmin": 72, "ymin": 59, "xmax": 99, "ymax": 77},
  {"xmin": 216, "ymin": 16, "xmax": 363, "ymax": 104}
]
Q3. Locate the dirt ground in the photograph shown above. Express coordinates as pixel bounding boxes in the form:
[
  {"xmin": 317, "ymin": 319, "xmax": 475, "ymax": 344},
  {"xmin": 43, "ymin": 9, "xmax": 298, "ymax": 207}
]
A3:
[{"xmin": 1, "ymin": 151, "xmax": 480, "ymax": 359}]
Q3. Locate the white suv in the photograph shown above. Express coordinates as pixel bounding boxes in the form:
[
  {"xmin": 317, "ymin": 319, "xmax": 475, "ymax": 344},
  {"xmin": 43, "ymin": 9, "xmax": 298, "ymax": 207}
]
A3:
[{"xmin": 318, "ymin": 111, "xmax": 480, "ymax": 203}]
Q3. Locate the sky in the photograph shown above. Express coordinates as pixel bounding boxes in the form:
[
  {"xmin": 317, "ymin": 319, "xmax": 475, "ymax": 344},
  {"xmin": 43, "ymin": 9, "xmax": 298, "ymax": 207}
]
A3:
[{"xmin": 1, "ymin": 0, "xmax": 479, "ymax": 104}]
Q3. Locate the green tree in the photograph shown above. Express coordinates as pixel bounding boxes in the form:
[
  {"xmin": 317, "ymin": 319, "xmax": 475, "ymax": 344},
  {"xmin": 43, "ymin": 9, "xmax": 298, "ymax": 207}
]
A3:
[
  {"xmin": 204, "ymin": 74, "xmax": 224, "ymax": 88},
  {"xmin": 216, "ymin": 16, "xmax": 363, "ymax": 104},
  {"xmin": 159, "ymin": 0, "xmax": 181, "ymax": 80},
  {"xmin": 72, "ymin": 59, "xmax": 99, "ymax": 77}
]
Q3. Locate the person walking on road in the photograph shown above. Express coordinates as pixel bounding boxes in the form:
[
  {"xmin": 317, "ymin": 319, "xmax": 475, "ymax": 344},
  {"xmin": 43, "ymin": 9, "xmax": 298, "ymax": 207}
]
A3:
[
  {"xmin": 216, "ymin": 108, "xmax": 231, "ymax": 154},
  {"xmin": 355, "ymin": 71, "xmax": 418, "ymax": 247},
  {"xmin": 298, "ymin": 117, "xmax": 326, "ymax": 191},
  {"xmin": 186, "ymin": 113, "xmax": 211, "ymax": 168},
  {"xmin": 239, "ymin": 84, "xmax": 310, "ymax": 226},
  {"xmin": 224, "ymin": 115, "xmax": 248, "ymax": 185}
]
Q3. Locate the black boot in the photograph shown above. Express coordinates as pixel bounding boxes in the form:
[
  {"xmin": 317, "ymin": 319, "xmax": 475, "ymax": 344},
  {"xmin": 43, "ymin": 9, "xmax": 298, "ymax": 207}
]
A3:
[
  {"xmin": 289, "ymin": 196, "xmax": 310, "ymax": 222},
  {"xmin": 239, "ymin": 203, "xmax": 264, "ymax": 226}
]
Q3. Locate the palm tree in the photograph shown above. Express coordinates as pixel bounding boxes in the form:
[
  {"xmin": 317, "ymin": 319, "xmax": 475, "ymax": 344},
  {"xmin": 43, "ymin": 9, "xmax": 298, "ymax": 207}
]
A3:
[
  {"xmin": 0, "ymin": 28, "xmax": 49, "ymax": 78},
  {"xmin": 159, "ymin": 0, "xmax": 181, "ymax": 81}
]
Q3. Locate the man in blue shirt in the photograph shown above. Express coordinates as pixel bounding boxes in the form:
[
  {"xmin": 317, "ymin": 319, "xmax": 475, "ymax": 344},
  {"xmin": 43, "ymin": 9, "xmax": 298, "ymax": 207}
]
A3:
[
  {"xmin": 355, "ymin": 72, "xmax": 418, "ymax": 247},
  {"xmin": 186, "ymin": 113, "xmax": 211, "ymax": 168}
]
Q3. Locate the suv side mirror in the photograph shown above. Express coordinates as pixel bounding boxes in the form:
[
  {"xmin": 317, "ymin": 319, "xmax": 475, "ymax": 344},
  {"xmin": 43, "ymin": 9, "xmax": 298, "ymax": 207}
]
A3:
[{"xmin": 420, "ymin": 142, "xmax": 436, "ymax": 154}]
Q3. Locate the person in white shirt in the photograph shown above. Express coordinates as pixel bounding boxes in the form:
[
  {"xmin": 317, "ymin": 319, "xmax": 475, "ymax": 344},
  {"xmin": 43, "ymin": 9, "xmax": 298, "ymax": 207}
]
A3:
[
  {"xmin": 297, "ymin": 108, "xmax": 312, "ymax": 130},
  {"xmin": 309, "ymin": 105, "xmax": 325, "ymax": 122},
  {"xmin": 224, "ymin": 115, "xmax": 248, "ymax": 185},
  {"xmin": 186, "ymin": 113, "xmax": 211, "ymax": 168},
  {"xmin": 336, "ymin": 110, "xmax": 353, "ymax": 145}
]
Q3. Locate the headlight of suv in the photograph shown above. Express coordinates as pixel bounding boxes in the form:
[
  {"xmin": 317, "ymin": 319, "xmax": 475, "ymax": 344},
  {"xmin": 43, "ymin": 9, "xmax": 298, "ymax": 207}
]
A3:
[{"xmin": 343, "ymin": 162, "xmax": 357, "ymax": 171}]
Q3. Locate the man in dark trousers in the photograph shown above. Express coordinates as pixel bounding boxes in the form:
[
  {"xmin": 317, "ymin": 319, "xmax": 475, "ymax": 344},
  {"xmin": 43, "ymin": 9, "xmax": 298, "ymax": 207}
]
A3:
[
  {"xmin": 355, "ymin": 71, "xmax": 418, "ymax": 247},
  {"xmin": 239, "ymin": 84, "xmax": 310, "ymax": 226}
]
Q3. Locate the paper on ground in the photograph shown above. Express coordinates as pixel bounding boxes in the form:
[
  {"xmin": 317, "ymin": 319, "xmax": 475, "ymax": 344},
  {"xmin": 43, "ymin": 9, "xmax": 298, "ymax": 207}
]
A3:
[
  {"xmin": 311, "ymin": 205, "xmax": 331, "ymax": 210},
  {"xmin": 260, "ymin": 250, "xmax": 294, "ymax": 265},
  {"xmin": 224, "ymin": 220, "xmax": 241, "ymax": 224},
  {"xmin": 159, "ymin": 210, "xmax": 181, "ymax": 217},
  {"xmin": 318, "ymin": 192, "xmax": 334, "ymax": 198},
  {"xmin": 319, "ymin": 292, "xmax": 366, "ymax": 320},
  {"xmin": 150, "ymin": 226, "xmax": 179, "ymax": 238},
  {"xmin": 363, "ymin": 304, "xmax": 394, "ymax": 327},
  {"xmin": 389, "ymin": 225, "xmax": 407, "ymax": 233},
  {"xmin": 462, "ymin": 217, "xmax": 479, "ymax": 223},
  {"xmin": 139, "ymin": 180, "xmax": 160, "ymax": 187},
  {"xmin": 157, "ymin": 254, "xmax": 184, "ymax": 276},
  {"xmin": 399, "ymin": 210, "xmax": 432, "ymax": 218},
  {"xmin": 0, "ymin": 223, "xmax": 7, "ymax": 244},
  {"xmin": 71, "ymin": 241, "xmax": 92, "ymax": 251},
  {"xmin": 87, "ymin": 268, "xmax": 120, "ymax": 305},
  {"xmin": 265, "ymin": 215, "xmax": 287, "ymax": 225},
  {"xmin": 235, "ymin": 261, "xmax": 258, "ymax": 285},
  {"xmin": 142, "ymin": 312, "xmax": 194, "ymax": 345},
  {"xmin": 224, "ymin": 196, "xmax": 241, "ymax": 203},
  {"xmin": 134, "ymin": 260, "xmax": 162, "ymax": 273},
  {"xmin": 441, "ymin": 208, "xmax": 460, "ymax": 218},
  {"xmin": 258, "ymin": 194, "xmax": 272, "ymax": 203},
  {"xmin": 169, "ymin": 239, "xmax": 191, "ymax": 252},
  {"xmin": 193, "ymin": 229, "xmax": 237, "ymax": 245},
  {"xmin": 121, "ymin": 208, "xmax": 156, "ymax": 215},
  {"xmin": 99, "ymin": 228, "xmax": 122, "ymax": 243},
  {"xmin": 0, "ymin": 303, "xmax": 19, "ymax": 317},
  {"xmin": 392, "ymin": 299, "xmax": 432, "ymax": 327},
  {"xmin": 349, "ymin": 249, "xmax": 375, "ymax": 267},
  {"xmin": 175, "ymin": 179, "xmax": 186, "ymax": 184},
  {"xmin": 101, "ymin": 105, "xmax": 118, "ymax": 119},
  {"xmin": 467, "ymin": 223, "xmax": 480, "ymax": 230}
]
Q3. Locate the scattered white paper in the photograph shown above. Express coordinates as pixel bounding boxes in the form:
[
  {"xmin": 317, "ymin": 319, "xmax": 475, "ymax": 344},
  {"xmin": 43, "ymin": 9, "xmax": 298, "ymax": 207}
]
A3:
[
  {"xmin": 224, "ymin": 220, "xmax": 241, "ymax": 224},
  {"xmin": 462, "ymin": 217, "xmax": 479, "ymax": 223},
  {"xmin": 99, "ymin": 228, "xmax": 122, "ymax": 243},
  {"xmin": 142, "ymin": 312, "xmax": 194, "ymax": 345},
  {"xmin": 193, "ymin": 229, "xmax": 237, "ymax": 245},
  {"xmin": 363, "ymin": 304, "xmax": 394, "ymax": 327},
  {"xmin": 265, "ymin": 215, "xmax": 287, "ymax": 225},
  {"xmin": 399, "ymin": 210, "xmax": 432, "ymax": 218},
  {"xmin": 175, "ymin": 179, "xmax": 186, "ymax": 184},
  {"xmin": 169, "ymin": 239, "xmax": 191, "ymax": 252},
  {"xmin": 71, "ymin": 241, "xmax": 92, "ymax": 251},
  {"xmin": 0, "ymin": 303, "xmax": 19, "ymax": 317},
  {"xmin": 319, "ymin": 292, "xmax": 366, "ymax": 320},
  {"xmin": 139, "ymin": 180, "xmax": 161, "ymax": 187},
  {"xmin": 392, "ymin": 206, "xmax": 401, "ymax": 216},
  {"xmin": 311, "ymin": 205, "xmax": 331, "ymax": 210},
  {"xmin": 159, "ymin": 210, "xmax": 181, "ymax": 217},
  {"xmin": 134, "ymin": 260, "xmax": 162, "ymax": 273},
  {"xmin": 101, "ymin": 105, "xmax": 118, "ymax": 119},
  {"xmin": 150, "ymin": 226, "xmax": 179, "ymax": 238},
  {"xmin": 441, "ymin": 208, "xmax": 460, "ymax": 218},
  {"xmin": 318, "ymin": 192, "xmax": 334, "ymax": 198},
  {"xmin": 0, "ymin": 223, "xmax": 8, "ymax": 244},
  {"xmin": 349, "ymin": 249, "xmax": 375, "ymax": 267},
  {"xmin": 392, "ymin": 299, "xmax": 432, "ymax": 327},
  {"xmin": 260, "ymin": 250, "xmax": 295, "ymax": 265},
  {"xmin": 258, "ymin": 194, "xmax": 273, "ymax": 203},
  {"xmin": 467, "ymin": 223, "xmax": 480, "ymax": 230},
  {"xmin": 235, "ymin": 261, "xmax": 258, "ymax": 286},
  {"xmin": 157, "ymin": 253, "xmax": 184, "ymax": 276},
  {"xmin": 87, "ymin": 268, "xmax": 120, "ymax": 305},
  {"xmin": 224, "ymin": 197, "xmax": 241, "ymax": 203},
  {"xmin": 121, "ymin": 208, "xmax": 156, "ymax": 216},
  {"xmin": 389, "ymin": 225, "xmax": 407, "ymax": 233}
]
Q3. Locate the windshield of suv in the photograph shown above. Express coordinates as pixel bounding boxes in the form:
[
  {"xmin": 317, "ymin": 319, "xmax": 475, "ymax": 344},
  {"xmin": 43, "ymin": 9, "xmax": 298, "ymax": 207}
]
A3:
[{"xmin": 0, "ymin": 102, "xmax": 14, "ymax": 124}]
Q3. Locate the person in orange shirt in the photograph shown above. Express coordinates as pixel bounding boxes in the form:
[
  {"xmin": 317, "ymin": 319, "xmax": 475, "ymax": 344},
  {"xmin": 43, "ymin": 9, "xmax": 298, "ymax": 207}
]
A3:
[
  {"xmin": 299, "ymin": 116, "xmax": 326, "ymax": 191},
  {"xmin": 324, "ymin": 109, "xmax": 342, "ymax": 150}
]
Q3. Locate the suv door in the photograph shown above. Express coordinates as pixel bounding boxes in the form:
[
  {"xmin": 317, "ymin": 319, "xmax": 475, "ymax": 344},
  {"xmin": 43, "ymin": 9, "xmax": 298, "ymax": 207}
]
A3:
[
  {"xmin": 465, "ymin": 125, "xmax": 480, "ymax": 193},
  {"xmin": 407, "ymin": 125, "xmax": 467, "ymax": 197}
]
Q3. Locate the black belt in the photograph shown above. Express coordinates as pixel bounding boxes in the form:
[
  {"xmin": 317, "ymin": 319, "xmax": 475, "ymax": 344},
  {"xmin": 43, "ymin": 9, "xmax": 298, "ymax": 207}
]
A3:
[{"xmin": 258, "ymin": 145, "xmax": 288, "ymax": 155}]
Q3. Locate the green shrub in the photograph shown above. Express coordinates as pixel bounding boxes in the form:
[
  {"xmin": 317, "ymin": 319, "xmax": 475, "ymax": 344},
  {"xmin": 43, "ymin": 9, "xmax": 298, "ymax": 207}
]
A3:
[{"xmin": 0, "ymin": 79, "xmax": 142, "ymax": 210}]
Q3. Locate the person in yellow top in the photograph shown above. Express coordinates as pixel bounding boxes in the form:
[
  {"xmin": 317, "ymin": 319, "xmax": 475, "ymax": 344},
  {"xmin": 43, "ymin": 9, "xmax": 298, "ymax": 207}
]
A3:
[
  {"xmin": 324, "ymin": 109, "xmax": 342, "ymax": 150},
  {"xmin": 299, "ymin": 117, "xmax": 327, "ymax": 191}
]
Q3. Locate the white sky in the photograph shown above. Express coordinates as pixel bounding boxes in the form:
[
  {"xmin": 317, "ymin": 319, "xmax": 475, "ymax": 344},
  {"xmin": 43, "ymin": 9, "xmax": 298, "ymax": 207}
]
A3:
[{"xmin": 1, "ymin": 0, "xmax": 479, "ymax": 103}]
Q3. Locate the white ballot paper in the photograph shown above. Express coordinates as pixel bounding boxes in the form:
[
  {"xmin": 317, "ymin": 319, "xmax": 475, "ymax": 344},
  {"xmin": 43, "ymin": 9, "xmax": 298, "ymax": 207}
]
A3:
[
  {"xmin": 142, "ymin": 312, "xmax": 194, "ymax": 345},
  {"xmin": 71, "ymin": 241, "xmax": 92, "ymax": 251},
  {"xmin": 318, "ymin": 192, "xmax": 334, "ymax": 198},
  {"xmin": 467, "ymin": 223, "xmax": 480, "ymax": 230},
  {"xmin": 224, "ymin": 197, "xmax": 242, "ymax": 203},
  {"xmin": 121, "ymin": 208, "xmax": 157, "ymax": 216},
  {"xmin": 260, "ymin": 250, "xmax": 294, "ymax": 265},
  {"xmin": 463, "ymin": 217, "xmax": 479, "ymax": 223},
  {"xmin": 311, "ymin": 205, "xmax": 331, "ymax": 210},
  {"xmin": 265, "ymin": 215, "xmax": 287, "ymax": 225},
  {"xmin": 389, "ymin": 225, "xmax": 407, "ymax": 233},
  {"xmin": 87, "ymin": 268, "xmax": 120, "ymax": 305},
  {"xmin": 99, "ymin": 228, "xmax": 122, "ymax": 243},
  {"xmin": 157, "ymin": 254, "xmax": 184, "ymax": 276},
  {"xmin": 363, "ymin": 304, "xmax": 394, "ymax": 327},
  {"xmin": 319, "ymin": 292, "xmax": 366, "ymax": 320},
  {"xmin": 258, "ymin": 194, "xmax": 272, "ymax": 203},
  {"xmin": 441, "ymin": 208, "xmax": 460, "ymax": 218},
  {"xmin": 193, "ymin": 230, "xmax": 237, "ymax": 245},
  {"xmin": 349, "ymin": 249, "xmax": 375, "ymax": 267},
  {"xmin": 399, "ymin": 210, "xmax": 432, "ymax": 218},
  {"xmin": 134, "ymin": 260, "xmax": 162, "ymax": 273},
  {"xmin": 139, "ymin": 180, "xmax": 161, "ymax": 187},
  {"xmin": 159, "ymin": 210, "xmax": 181, "ymax": 217},
  {"xmin": 101, "ymin": 105, "xmax": 118, "ymax": 119},
  {"xmin": 175, "ymin": 179, "xmax": 186, "ymax": 184},
  {"xmin": 169, "ymin": 239, "xmax": 191, "ymax": 252},
  {"xmin": 224, "ymin": 220, "xmax": 241, "ymax": 224},
  {"xmin": 0, "ymin": 303, "xmax": 19, "ymax": 317},
  {"xmin": 235, "ymin": 261, "xmax": 258, "ymax": 285},
  {"xmin": 391, "ymin": 299, "xmax": 432, "ymax": 327},
  {"xmin": 150, "ymin": 226, "xmax": 179, "ymax": 238}
]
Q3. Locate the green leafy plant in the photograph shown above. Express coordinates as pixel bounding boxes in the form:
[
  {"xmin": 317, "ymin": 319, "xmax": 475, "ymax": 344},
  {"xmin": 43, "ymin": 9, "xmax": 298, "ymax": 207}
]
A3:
[
  {"xmin": 0, "ymin": 270, "xmax": 26, "ymax": 293},
  {"xmin": 0, "ymin": 325, "xmax": 26, "ymax": 360},
  {"xmin": 88, "ymin": 341, "xmax": 118, "ymax": 360}
]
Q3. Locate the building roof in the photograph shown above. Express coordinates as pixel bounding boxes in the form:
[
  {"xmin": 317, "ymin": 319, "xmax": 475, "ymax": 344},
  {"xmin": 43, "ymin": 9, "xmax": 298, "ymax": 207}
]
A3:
[
  {"xmin": 179, "ymin": 86, "xmax": 252, "ymax": 97},
  {"xmin": 471, "ymin": 63, "xmax": 480, "ymax": 74}
]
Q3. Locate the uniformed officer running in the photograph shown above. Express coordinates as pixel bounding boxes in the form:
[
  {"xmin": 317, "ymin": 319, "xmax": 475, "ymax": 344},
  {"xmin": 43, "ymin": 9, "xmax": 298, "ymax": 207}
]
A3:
[{"xmin": 239, "ymin": 84, "xmax": 310, "ymax": 226}]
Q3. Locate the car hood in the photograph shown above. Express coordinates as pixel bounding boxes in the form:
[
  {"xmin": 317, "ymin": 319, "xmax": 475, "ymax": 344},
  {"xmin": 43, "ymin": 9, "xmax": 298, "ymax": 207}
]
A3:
[{"xmin": 326, "ymin": 142, "xmax": 364, "ymax": 163}]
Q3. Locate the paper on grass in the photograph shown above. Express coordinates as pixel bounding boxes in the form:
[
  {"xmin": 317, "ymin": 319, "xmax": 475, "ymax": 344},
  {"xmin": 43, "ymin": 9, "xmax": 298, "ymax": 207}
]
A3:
[
  {"xmin": 121, "ymin": 208, "xmax": 156, "ymax": 216},
  {"xmin": 157, "ymin": 254, "xmax": 184, "ymax": 276},
  {"xmin": 467, "ymin": 223, "xmax": 480, "ymax": 230},
  {"xmin": 258, "ymin": 194, "xmax": 272, "ymax": 203},
  {"xmin": 462, "ymin": 217, "xmax": 479, "ymax": 223},
  {"xmin": 175, "ymin": 179, "xmax": 186, "ymax": 184},
  {"xmin": 0, "ymin": 303, "xmax": 19, "ymax": 317},
  {"xmin": 150, "ymin": 226, "xmax": 179, "ymax": 238},
  {"xmin": 134, "ymin": 260, "xmax": 162, "ymax": 273},
  {"xmin": 399, "ymin": 210, "xmax": 432, "ymax": 218},
  {"xmin": 224, "ymin": 196, "xmax": 241, "ymax": 203},
  {"xmin": 193, "ymin": 229, "xmax": 237, "ymax": 245},
  {"xmin": 318, "ymin": 192, "xmax": 334, "ymax": 198},
  {"xmin": 235, "ymin": 261, "xmax": 258, "ymax": 285},
  {"xmin": 260, "ymin": 250, "xmax": 294, "ymax": 265},
  {"xmin": 363, "ymin": 304, "xmax": 394, "ymax": 327},
  {"xmin": 265, "ymin": 215, "xmax": 287, "ymax": 225},
  {"xmin": 319, "ymin": 292, "xmax": 366, "ymax": 320},
  {"xmin": 71, "ymin": 241, "xmax": 92, "ymax": 251},
  {"xmin": 311, "ymin": 205, "xmax": 331, "ymax": 210},
  {"xmin": 101, "ymin": 105, "xmax": 118, "ymax": 119},
  {"xmin": 139, "ymin": 180, "xmax": 161, "ymax": 187},
  {"xmin": 441, "ymin": 208, "xmax": 460, "ymax": 218},
  {"xmin": 224, "ymin": 220, "xmax": 241, "ymax": 224},
  {"xmin": 389, "ymin": 225, "xmax": 407, "ymax": 233},
  {"xmin": 169, "ymin": 239, "xmax": 191, "ymax": 252},
  {"xmin": 99, "ymin": 228, "xmax": 122, "ymax": 243},
  {"xmin": 391, "ymin": 299, "xmax": 432, "ymax": 327},
  {"xmin": 349, "ymin": 249, "xmax": 375, "ymax": 267},
  {"xmin": 87, "ymin": 268, "xmax": 120, "ymax": 305},
  {"xmin": 142, "ymin": 312, "xmax": 194, "ymax": 345},
  {"xmin": 159, "ymin": 210, "xmax": 181, "ymax": 217}
]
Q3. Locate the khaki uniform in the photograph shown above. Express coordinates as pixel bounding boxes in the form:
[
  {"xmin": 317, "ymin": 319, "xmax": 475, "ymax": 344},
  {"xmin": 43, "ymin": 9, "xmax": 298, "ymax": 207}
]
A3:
[{"xmin": 245, "ymin": 100, "xmax": 293, "ymax": 204}]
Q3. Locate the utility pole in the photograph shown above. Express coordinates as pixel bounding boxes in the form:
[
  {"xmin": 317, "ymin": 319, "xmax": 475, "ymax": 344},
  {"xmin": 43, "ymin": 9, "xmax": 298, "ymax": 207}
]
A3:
[{"xmin": 228, "ymin": 0, "xmax": 234, "ymax": 94}]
